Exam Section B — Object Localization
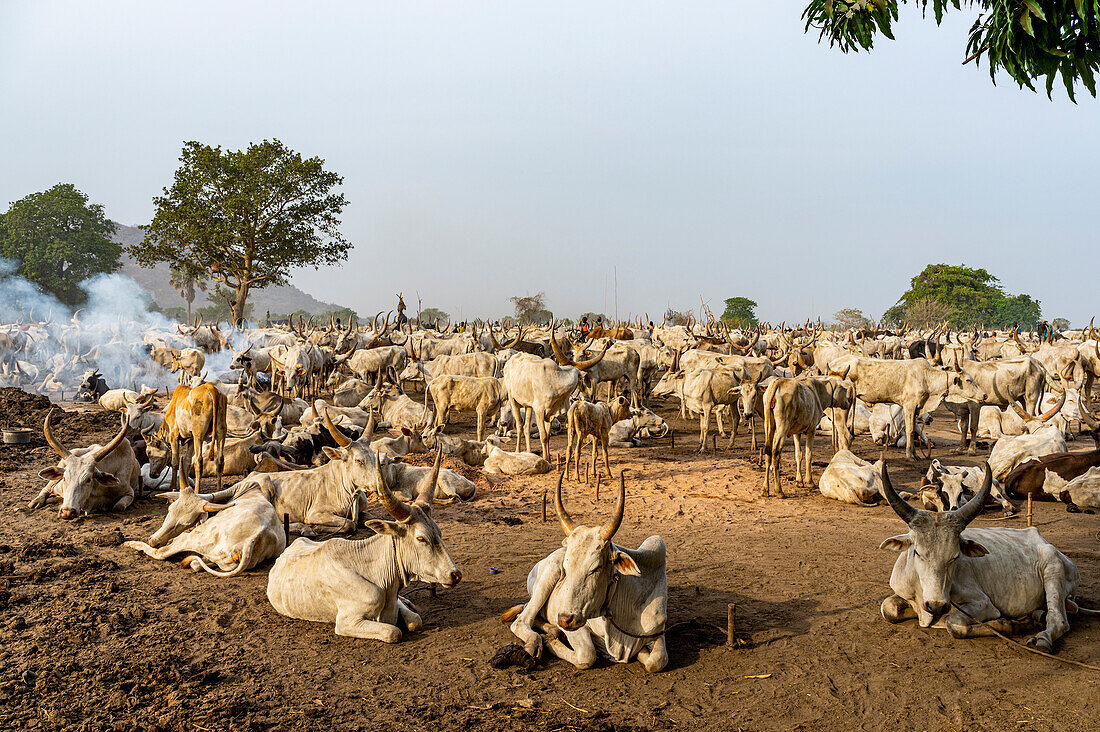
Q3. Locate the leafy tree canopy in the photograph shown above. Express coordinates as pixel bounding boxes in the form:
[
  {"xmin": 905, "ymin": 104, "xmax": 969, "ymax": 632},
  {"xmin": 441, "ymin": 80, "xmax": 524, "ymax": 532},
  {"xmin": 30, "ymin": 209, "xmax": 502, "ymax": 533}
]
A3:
[
  {"xmin": 419, "ymin": 307, "xmax": 449, "ymax": 328},
  {"xmin": 720, "ymin": 297, "xmax": 760, "ymax": 329},
  {"xmin": 886, "ymin": 263, "xmax": 1041, "ymax": 328},
  {"xmin": 834, "ymin": 307, "xmax": 872, "ymax": 330},
  {"xmin": 510, "ymin": 292, "xmax": 551, "ymax": 325},
  {"xmin": 0, "ymin": 183, "xmax": 119, "ymax": 306},
  {"xmin": 131, "ymin": 139, "xmax": 349, "ymax": 326},
  {"xmin": 1052, "ymin": 316, "xmax": 1070, "ymax": 330},
  {"xmin": 802, "ymin": 1, "xmax": 1100, "ymax": 100}
]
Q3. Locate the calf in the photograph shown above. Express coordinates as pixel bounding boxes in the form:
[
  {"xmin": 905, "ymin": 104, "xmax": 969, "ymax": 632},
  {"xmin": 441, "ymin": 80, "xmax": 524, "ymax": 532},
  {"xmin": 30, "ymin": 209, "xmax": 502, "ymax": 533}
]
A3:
[
  {"xmin": 360, "ymin": 384, "xmax": 432, "ymax": 432},
  {"xmin": 504, "ymin": 473, "xmax": 668, "ymax": 672},
  {"xmin": 266, "ymin": 453, "xmax": 460, "ymax": 642},
  {"xmin": 608, "ymin": 408, "xmax": 667, "ymax": 448},
  {"xmin": 482, "ymin": 436, "xmax": 551, "ymax": 475},
  {"xmin": 565, "ymin": 399, "xmax": 613, "ymax": 480},
  {"xmin": 124, "ymin": 488, "xmax": 285, "ymax": 576}
]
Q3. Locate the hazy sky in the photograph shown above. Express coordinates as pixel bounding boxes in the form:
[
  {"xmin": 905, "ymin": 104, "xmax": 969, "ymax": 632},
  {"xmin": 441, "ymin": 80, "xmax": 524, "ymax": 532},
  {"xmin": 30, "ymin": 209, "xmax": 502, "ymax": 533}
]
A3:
[{"xmin": 1, "ymin": 2, "xmax": 1096, "ymax": 324}]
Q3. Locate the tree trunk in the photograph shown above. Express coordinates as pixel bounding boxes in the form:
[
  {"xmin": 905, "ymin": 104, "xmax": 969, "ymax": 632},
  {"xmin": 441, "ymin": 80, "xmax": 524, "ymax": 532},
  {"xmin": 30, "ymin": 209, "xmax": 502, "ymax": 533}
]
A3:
[
  {"xmin": 231, "ymin": 283, "xmax": 250, "ymax": 328},
  {"xmin": 186, "ymin": 296, "xmax": 192, "ymax": 322}
]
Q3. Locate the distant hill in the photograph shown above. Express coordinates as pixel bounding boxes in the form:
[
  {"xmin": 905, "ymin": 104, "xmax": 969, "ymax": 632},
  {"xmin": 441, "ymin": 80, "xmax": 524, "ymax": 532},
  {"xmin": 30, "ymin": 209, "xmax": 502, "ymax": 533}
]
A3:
[{"xmin": 112, "ymin": 224, "xmax": 346, "ymax": 315}]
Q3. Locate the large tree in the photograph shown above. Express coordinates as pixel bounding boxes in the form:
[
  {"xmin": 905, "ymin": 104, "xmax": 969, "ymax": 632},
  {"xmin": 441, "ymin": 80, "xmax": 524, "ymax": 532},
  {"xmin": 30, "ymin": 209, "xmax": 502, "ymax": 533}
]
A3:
[
  {"xmin": 510, "ymin": 292, "xmax": 551, "ymax": 325},
  {"xmin": 131, "ymin": 139, "xmax": 349, "ymax": 326},
  {"xmin": 0, "ymin": 183, "xmax": 119, "ymax": 306},
  {"xmin": 833, "ymin": 307, "xmax": 872, "ymax": 330},
  {"xmin": 885, "ymin": 263, "xmax": 1041, "ymax": 327},
  {"xmin": 803, "ymin": 1, "xmax": 1100, "ymax": 100},
  {"xmin": 720, "ymin": 297, "xmax": 759, "ymax": 329}
]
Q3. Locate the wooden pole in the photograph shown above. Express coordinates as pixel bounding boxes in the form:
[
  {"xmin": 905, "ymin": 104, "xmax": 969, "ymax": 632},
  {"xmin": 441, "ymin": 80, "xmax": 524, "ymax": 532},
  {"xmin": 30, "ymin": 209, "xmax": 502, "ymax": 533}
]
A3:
[
  {"xmin": 595, "ymin": 473, "xmax": 601, "ymax": 501},
  {"xmin": 542, "ymin": 484, "xmax": 548, "ymax": 523},
  {"xmin": 670, "ymin": 429, "xmax": 675, "ymax": 449},
  {"xmin": 1027, "ymin": 492, "xmax": 1034, "ymax": 527},
  {"xmin": 712, "ymin": 433, "xmax": 717, "ymax": 451},
  {"xmin": 283, "ymin": 513, "xmax": 290, "ymax": 544},
  {"xmin": 727, "ymin": 603, "xmax": 736, "ymax": 647}
]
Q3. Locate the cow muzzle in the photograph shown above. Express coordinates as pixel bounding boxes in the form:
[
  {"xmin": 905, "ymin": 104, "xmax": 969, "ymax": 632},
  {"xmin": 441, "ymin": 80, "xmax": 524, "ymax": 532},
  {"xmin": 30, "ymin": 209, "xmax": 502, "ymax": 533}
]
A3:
[
  {"xmin": 557, "ymin": 613, "xmax": 585, "ymax": 631},
  {"xmin": 923, "ymin": 600, "xmax": 950, "ymax": 619},
  {"xmin": 443, "ymin": 569, "xmax": 462, "ymax": 588},
  {"xmin": 58, "ymin": 508, "xmax": 78, "ymax": 520}
]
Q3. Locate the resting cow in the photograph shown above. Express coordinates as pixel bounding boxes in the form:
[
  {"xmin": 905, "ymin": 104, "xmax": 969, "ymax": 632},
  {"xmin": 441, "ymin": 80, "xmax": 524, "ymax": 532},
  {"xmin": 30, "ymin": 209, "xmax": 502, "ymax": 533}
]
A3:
[
  {"xmin": 125, "ymin": 487, "xmax": 285, "ymax": 577},
  {"xmin": 30, "ymin": 410, "xmax": 140, "ymax": 519},
  {"xmin": 878, "ymin": 462, "xmax": 1096, "ymax": 653},
  {"xmin": 266, "ymin": 452, "xmax": 460, "ymax": 642},
  {"xmin": 503, "ymin": 472, "xmax": 668, "ymax": 672}
]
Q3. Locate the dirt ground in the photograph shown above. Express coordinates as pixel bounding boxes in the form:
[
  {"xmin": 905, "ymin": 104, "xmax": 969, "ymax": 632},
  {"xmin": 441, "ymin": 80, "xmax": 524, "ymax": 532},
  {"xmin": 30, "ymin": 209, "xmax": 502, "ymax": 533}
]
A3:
[{"xmin": 1, "ymin": 386, "xmax": 1097, "ymax": 731}]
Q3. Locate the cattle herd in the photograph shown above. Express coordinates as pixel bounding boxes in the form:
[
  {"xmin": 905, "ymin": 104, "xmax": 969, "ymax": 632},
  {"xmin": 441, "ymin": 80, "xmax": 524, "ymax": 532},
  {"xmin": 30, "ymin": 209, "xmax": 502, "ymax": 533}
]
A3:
[{"xmin": 3, "ymin": 310, "xmax": 1100, "ymax": 672}]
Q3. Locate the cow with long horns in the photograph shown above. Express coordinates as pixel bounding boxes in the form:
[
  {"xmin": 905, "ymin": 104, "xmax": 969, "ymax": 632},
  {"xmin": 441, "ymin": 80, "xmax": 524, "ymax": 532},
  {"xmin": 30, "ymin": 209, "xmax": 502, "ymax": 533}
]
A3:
[
  {"xmin": 266, "ymin": 450, "xmax": 460, "ymax": 642},
  {"xmin": 30, "ymin": 410, "xmax": 140, "ymax": 519},
  {"xmin": 878, "ymin": 462, "xmax": 1095, "ymax": 652},
  {"xmin": 503, "ymin": 472, "xmax": 668, "ymax": 672}
]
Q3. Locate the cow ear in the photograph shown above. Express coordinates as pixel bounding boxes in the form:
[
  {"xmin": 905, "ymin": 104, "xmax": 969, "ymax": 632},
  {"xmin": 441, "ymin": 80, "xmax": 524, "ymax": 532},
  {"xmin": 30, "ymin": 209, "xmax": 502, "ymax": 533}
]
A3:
[
  {"xmin": 38, "ymin": 467, "xmax": 64, "ymax": 481},
  {"xmin": 203, "ymin": 502, "xmax": 235, "ymax": 513},
  {"xmin": 612, "ymin": 551, "xmax": 641, "ymax": 577},
  {"xmin": 960, "ymin": 538, "xmax": 988, "ymax": 557},
  {"xmin": 320, "ymin": 446, "xmax": 346, "ymax": 461},
  {"xmin": 400, "ymin": 427, "xmax": 414, "ymax": 437},
  {"xmin": 155, "ymin": 492, "xmax": 180, "ymax": 501},
  {"xmin": 364, "ymin": 519, "xmax": 398, "ymax": 535},
  {"xmin": 879, "ymin": 535, "xmax": 911, "ymax": 552},
  {"xmin": 94, "ymin": 470, "xmax": 121, "ymax": 488}
]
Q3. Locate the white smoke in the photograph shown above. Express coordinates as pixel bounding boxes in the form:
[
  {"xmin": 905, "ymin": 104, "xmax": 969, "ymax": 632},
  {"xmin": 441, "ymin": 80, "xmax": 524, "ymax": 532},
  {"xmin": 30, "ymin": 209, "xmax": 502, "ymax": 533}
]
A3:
[{"xmin": 0, "ymin": 258, "xmax": 243, "ymax": 395}]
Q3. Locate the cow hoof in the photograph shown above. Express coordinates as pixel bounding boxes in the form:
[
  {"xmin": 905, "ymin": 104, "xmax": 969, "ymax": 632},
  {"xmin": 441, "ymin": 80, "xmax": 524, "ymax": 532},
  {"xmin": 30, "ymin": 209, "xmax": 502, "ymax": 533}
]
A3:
[
  {"xmin": 1025, "ymin": 635, "xmax": 1053, "ymax": 653},
  {"xmin": 1066, "ymin": 503, "xmax": 1083, "ymax": 514}
]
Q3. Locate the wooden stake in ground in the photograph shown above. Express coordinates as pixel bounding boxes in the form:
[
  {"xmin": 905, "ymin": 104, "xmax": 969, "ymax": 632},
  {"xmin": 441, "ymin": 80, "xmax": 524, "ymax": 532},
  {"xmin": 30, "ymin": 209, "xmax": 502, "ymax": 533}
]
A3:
[
  {"xmin": 1027, "ymin": 492, "xmax": 1033, "ymax": 527},
  {"xmin": 595, "ymin": 473, "xmax": 601, "ymax": 501},
  {"xmin": 727, "ymin": 604, "xmax": 736, "ymax": 647},
  {"xmin": 670, "ymin": 429, "xmax": 675, "ymax": 449},
  {"xmin": 542, "ymin": 482, "xmax": 549, "ymax": 523}
]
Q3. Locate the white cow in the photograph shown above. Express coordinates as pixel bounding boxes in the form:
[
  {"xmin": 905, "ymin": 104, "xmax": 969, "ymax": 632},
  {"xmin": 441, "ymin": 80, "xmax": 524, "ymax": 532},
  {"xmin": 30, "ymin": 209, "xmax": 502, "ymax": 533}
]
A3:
[
  {"xmin": 266, "ymin": 453, "xmax": 460, "ymax": 642},
  {"xmin": 878, "ymin": 463, "xmax": 1095, "ymax": 653},
  {"xmin": 1042, "ymin": 468, "xmax": 1100, "ymax": 509},
  {"xmin": 818, "ymin": 450, "xmax": 882, "ymax": 506},
  {"xmin": 124, "ymin": 489, "xmax": 285, "ymax": 576},
  {"xmin": 504, "ymin": 473, "xmax": 668, "ymax": 672}
]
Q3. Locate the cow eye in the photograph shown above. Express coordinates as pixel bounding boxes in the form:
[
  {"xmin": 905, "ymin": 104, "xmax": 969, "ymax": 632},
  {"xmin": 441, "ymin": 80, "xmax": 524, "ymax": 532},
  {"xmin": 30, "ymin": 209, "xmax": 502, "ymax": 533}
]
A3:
[
  {"xmin": 912, "ymin": 550, "xmax": 919, "ymax": 558},
  {"xmin": 416, "ymin": 536, "xmax": 428, "ymax": 544}
]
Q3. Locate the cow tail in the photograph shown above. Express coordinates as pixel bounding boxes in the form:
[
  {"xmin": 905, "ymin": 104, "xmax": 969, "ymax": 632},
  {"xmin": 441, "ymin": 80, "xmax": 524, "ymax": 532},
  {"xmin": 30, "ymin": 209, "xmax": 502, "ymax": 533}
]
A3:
[
  {"xmin": 500, "ymin": 604, "xmax": 524, "ymax": 623},
  {"xmin": 191, "ymin": 539, "xmax": 255, "ymax": 578}
]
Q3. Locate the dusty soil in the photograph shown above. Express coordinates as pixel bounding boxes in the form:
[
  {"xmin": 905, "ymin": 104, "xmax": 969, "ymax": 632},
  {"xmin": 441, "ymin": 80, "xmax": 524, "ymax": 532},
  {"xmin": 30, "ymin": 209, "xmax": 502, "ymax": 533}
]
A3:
[{"xmin": 1, "ymin": 387, "xmax": 1097, "ymax": 731}]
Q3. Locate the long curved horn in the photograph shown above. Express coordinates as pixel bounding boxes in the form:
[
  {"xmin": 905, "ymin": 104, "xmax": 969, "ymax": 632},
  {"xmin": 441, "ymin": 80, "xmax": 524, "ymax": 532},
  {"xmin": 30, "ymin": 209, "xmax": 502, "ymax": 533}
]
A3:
[
  {"xmin": 488, "ymin": 323, "xmax": 502, "ymax": 351},
  {"xmin": 504, "ymin": 327, "xmax": 524, "ymax": 350},
  {"xmin": 93, "ymin": 414, "xmax": 130, "ymax": 463},
  {"xmin": 1038, "ymin": 383, "xmax": 1067, "ymax": 422},
  {"xmin": 43, "ymin": 409, "xmax": 71, "ymax": 458},
  {"xmin": 600, "ymin": 470, "xmax": 627, "ymax": 540},
  {"xmin": 321, "ymin": 405, "xmax": 352, "ymax": 447},
  {"xmin": 949, "ymin": 464, "xmax": 991, "ymax": 528},
  {"xmin": 1078, "ymin": 393, "xmax": 1099, "ymax": 430},
  {"xmin": 880, "ymin": 461, "xmax": 917, "ymax": 524},
  {"xmin": 415, "ymin": 444, "xmax": 443, "ymax": 506},
  {"xmin": 371, "ymin": 311, "xmax": 383, "ymax": 334},
  {"xmin": 549, "ymin": 321, "xmax": 573, "ymax": 366},
  {"xmin": 554, "ymin": 471, "xmax": 576, "ymax": 536},
  {"xmin": 375, "ymin": 452, "xmax": 411, "ymax": 522},
  {"xmin": 574, "ymin": 341, "xmax": 610, "ymax": 371},
  {"xmin": 728, "ymin": 329, "xmax": 759, "ymax": 353}
]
